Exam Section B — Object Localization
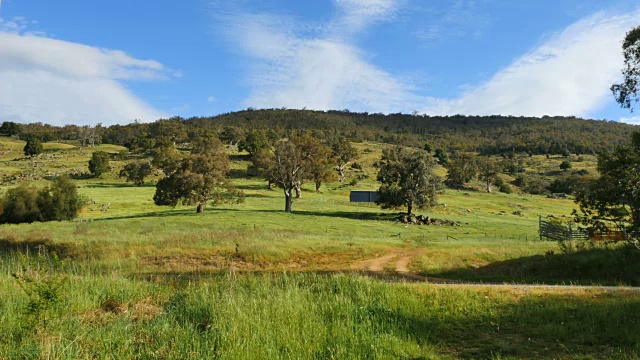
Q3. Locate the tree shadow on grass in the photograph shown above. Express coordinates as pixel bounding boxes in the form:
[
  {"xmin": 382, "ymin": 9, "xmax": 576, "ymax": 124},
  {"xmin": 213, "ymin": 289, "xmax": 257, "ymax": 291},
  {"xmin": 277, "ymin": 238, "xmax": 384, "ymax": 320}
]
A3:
[
  {"xmin": 83, "ymin": 183, "xmax": 156, "ymax": 189},
  {"xmin": 91, "ymin": 209, "xmax": 195, "ymax": 222},
  {"xmin": 229, "ymin": 169, "xmax": 247, "ymax": 179},
  {"xmin": 366, "ymin": 291, "xmax": 640, "ymax": 358},
  {"xmin": 222, "ymin": 208, "xmax": 396, "ymax": 222},
  {"xmin": 0, "ymin": 236, "xmax": 77, "ymax": 257},
  {"xmin": 229, "ymin": 154, "xmax": 250, "ymax": 162},
  {"xmin": 430, "ymin": 245, "xmax": 640, "ymax": 286},
  {"xmin": 87, "ymin": 205, "xmax": 394, "ymax": 223},
  {"xmin": 235, "ymin": 183, "xmax": 271, "ymax": 191}
]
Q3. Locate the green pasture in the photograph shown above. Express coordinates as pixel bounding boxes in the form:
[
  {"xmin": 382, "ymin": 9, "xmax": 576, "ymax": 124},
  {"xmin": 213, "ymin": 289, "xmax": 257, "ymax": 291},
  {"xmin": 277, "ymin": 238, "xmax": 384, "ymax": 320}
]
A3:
[{"xmin": 0, "ymin": 136, "xmax": 638, "ymax": 359}]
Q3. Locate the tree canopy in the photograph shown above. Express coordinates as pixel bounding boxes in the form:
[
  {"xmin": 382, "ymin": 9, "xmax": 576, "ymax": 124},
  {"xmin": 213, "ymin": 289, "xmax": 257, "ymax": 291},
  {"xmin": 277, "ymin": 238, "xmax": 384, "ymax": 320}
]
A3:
[
  {"xmin": 574, "ymin": 132, "xmax": 640, "ymax": 248},
  {"xmin": 23, "ymin": 137, "xmax": 43, "ymax": 157},
  {"xmin": 612, "ymin": 26, "xmax": 640, "ymax": 111},
  {"xmin": 376, "ymin": 147, "xmax": 442, "ymax": 216},
  {"xmin": 153, "ymin": 144, "xmax": 243, "ymax": 213},
  {"xmin": 88, "ymin": 151, "xmax": 111, "ymax": 177}
]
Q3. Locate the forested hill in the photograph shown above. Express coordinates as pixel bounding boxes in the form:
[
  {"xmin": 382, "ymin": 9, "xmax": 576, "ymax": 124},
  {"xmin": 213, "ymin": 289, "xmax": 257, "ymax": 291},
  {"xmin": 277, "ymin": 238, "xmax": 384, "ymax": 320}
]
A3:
[
  {"xmin": 183, "ymin": 109, "xmax": 635, "ymax": 155},
  {"xmin": 5, "ymin": 109, "xmax": 638, "ymax": 155}
]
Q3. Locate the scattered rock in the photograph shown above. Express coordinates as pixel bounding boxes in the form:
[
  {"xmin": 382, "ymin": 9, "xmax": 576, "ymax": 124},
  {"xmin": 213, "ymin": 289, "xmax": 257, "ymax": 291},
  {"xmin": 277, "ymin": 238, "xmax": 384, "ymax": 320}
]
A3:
[
  {"xmin": 396, "ymin": 214, "xmax": 460, "ymax": 226},
  {"xmin": 508, "ymin": 202, "xmax": 532, "ymax": 210},
  {"xmin": 513, "ymin": 211, "xmax": 524, "ymax": 217},
  {"xmin": 547, "ymin": 193, "xmax": 567, "ymax": 199}
]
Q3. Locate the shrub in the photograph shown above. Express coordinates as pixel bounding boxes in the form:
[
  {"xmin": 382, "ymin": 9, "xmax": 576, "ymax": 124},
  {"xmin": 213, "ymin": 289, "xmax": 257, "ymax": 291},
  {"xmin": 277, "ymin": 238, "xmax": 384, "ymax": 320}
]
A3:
[
  {"xmin": 36, "ymin": 176, "xmax": 86, "ymax": 221},
  {"xmin": 514, "ymin": 174, "xmax": 526, "ymax": 187},
  {"xmin": 560, "ymin": 160, "xmax": 572, "ymax": 171},
  {"xmin": 23, "ymin": 137, "xmax": 43, "ymax": 157},
  {"xmin": 434, "ymin": 149, "xmax": 448, "ymax": 165},
  {"xmin": 0, "ymin": 185, "xmax": 40, "ymax": 224},
  {"xmin": 120, "ymin": 161, "xmax": 153, "ymax": 186},
  {"xmin": 88, "ymin": 151, "xmax": 111, "ymax": 177},
  {"xmin": 498, "ymin": 183, "xmax": 512, "ymax": 194},
  {"xmin": 522, "ymin": 175, "xmax": 551, "ymax": 195},
  {"xmin": 494, "ymin": 177, "xmax": 512, "ymax": 194},
  {"xmin": 0, "ymin": 177, "xmax": 85, "ymax": 224}
]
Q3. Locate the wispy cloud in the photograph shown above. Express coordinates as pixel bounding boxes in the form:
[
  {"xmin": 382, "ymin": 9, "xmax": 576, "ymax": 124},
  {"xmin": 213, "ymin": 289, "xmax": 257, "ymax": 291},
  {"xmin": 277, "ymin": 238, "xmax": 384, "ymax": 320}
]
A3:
[
  {"xmin": 416, "ymin": 0, "xmax": 492, "ymax": 42},
  {"xmin": 215, "ymin": 2, "xmax": 639, "ymax": 120},
  {"xmin": 425, "ymin": 9, "xmax": 640, "ymax": 118},
  {"xmin": 0, "ymin": 18, "xmax": 169, "ymax": 125},
  {"xmin": 213, "ymin": 0, "xmax": 419, "ymax": 113},
  {"xmin": 333, "ymin": 0, "xmax": 399, "ymax": 32}
]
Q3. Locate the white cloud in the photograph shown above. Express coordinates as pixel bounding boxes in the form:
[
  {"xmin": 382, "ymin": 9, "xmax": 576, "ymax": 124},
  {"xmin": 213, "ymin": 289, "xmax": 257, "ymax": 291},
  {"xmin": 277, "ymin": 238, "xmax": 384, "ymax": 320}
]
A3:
[
  {"xmin": 334, "ymin": 0, "xmax": 398, "ymax": 31},
  {"xmin": 216, "ymin": 0, "xmax": 419, "ymax": 113},
  {"xmin": 217, "ymin": 3, "xmax": 639, "ymax": 119},
  {"xmin": 207, "ymin": 96, "xmax": 216, "ymax": 103},
  {"xmin": 416, "ymin": 0, "xmax": 492, "ymax": 42},
  {"xmin": 424, "ymin": 10, "xmax": 640, "ymax": 117},
  {"xmin": 621, "ymin": 115, "xmax": 640, "ymax": 124},
  {"xmin": 0, "ymin": 20, "xmax": 168, "ymax": 125}
]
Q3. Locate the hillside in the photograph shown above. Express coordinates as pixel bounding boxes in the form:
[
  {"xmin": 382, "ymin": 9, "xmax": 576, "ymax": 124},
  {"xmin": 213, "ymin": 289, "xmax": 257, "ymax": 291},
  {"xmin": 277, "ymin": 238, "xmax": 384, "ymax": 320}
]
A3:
[
  {"xmin": 180, "ymin": 109, "xmax": 637, "ymax": 154},
  {"xmin": 5, "ymin": 109, "xmax": 637, "ymax": 157}
]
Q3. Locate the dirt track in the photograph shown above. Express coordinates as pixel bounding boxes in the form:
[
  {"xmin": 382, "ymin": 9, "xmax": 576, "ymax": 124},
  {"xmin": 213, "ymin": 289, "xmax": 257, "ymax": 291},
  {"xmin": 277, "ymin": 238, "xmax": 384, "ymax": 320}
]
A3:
[{"xmin": 351, "ymin": 248, "xmax": 640, "ymax": 293}]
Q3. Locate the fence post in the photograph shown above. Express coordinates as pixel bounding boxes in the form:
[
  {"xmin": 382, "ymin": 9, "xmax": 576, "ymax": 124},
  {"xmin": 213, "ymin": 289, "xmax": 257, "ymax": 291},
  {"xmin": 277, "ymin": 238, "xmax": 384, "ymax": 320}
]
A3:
[
  {"xmin": 568, "ymin": 222, "xmax": 573, "ymax": 241},
  {"xmin": 539, "ymin": 216, "xmax": 542, "ymax": 241}
]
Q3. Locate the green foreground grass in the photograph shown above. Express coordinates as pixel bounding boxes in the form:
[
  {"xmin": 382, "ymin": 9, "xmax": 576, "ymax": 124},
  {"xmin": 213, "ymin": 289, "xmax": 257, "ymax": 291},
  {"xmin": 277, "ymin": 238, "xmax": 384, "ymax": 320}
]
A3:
[
  {"xmin": 1, "ymin": 268, "xmax": 639, "ymax": 359},
  {"xmin": 0, "ymin": 137, "xmax": 639, "ymax": 358}
]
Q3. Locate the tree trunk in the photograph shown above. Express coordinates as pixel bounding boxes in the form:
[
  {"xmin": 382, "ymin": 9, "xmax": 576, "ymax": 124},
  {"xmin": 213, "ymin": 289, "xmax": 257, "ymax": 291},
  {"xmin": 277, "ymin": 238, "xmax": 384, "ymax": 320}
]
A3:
[
  {"xmin": 486, "ymin": 179, "xmax": 492, "ymax": 193},
  {"xmin": 197, "ymin": 203, "xmax": 205, "ymax": 213},
  {"xmin": 407, "ymin": 201, "xmax": 413, "ymax": 216},
  {"xmin": 284, "ymin": 191, "xmax": 293, "ymax": 212},
  {"xmin": 267, "ymin": 178, "xmax": 272, "ymax": 190},
  {"xmin": 315, "ymin": 180, "xmax": 321, "ymax": 193},
  {"xmin": 295, "ymin": 181, "xmax": 302, "ymax": 199}
]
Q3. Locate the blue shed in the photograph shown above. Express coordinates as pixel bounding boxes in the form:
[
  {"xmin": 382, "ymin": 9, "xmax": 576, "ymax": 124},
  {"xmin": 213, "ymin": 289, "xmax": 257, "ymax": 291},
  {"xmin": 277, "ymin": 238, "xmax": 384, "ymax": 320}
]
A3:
[{"xmin": 350, "ymin": 190, "xmax": 379, "ymax": 203}]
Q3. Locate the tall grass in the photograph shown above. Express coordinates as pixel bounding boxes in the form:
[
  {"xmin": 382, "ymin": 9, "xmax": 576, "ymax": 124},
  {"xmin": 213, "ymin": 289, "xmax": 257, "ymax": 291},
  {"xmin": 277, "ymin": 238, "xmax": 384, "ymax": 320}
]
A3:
[{"xmin": 1, "ymin": 269, "xmax": 639, "ymax": 359}]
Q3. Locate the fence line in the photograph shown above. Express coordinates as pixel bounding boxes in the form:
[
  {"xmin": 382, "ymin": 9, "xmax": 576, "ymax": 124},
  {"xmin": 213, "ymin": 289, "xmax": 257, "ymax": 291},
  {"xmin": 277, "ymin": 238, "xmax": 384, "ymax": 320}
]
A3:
[{"xmin": 538, "ymin": 216, "xmax": 589, "ymax": 242}]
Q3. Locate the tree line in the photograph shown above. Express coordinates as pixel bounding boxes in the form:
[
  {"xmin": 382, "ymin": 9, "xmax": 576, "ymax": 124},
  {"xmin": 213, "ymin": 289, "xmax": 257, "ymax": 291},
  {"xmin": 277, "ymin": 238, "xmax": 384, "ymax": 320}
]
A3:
[{"xmin": 2, "ymin": 110, "xmax": 637, "ymax": 157}]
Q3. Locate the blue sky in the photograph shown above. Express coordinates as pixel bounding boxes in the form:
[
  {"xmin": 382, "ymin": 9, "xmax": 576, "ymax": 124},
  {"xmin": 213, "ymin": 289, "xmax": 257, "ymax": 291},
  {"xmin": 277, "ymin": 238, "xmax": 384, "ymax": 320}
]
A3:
[{"xmin": 0, "ymin": 0, "xmax": 639, "ymax": 125}]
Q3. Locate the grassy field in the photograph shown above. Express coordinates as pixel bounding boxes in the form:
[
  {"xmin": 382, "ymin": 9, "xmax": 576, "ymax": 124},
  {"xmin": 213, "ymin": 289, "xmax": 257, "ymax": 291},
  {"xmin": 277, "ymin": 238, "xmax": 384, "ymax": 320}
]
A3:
[{"xmin": 0, "ymin": 137, "xmax": 638, "ymax": 358}]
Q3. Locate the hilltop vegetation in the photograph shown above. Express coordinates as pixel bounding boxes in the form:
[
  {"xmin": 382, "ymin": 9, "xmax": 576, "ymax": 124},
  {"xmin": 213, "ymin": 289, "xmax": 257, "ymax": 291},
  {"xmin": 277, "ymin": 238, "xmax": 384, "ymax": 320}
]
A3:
[{"xmin": 3, "ymin": 109, "xmax": 637, "ymax": 156}]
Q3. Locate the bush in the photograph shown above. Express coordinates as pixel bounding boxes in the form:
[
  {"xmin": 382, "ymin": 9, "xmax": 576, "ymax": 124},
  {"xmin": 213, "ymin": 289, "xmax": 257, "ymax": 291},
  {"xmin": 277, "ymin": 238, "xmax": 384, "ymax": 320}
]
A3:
[
  {"xmin": 36, "ymin": 177, "xmax": 86, "ymax": 221},
  {"xmin": 560, "ymin": 160, "xmax": 572, "ymax": 171},
  {"xmin": 498, "ymin": 183, "xmax": 512, "ymax": 194},
  {"xmin": 23, "ymin": 137, "xmax": 43, "ymax": 157},
  {"xmin": 548, "ymin": 175, "xmax": 592, "ymax": 195},
  {"xmin": 0, "ymin": 185, "xmax": 40, "ymax": 224},
  {"xmin": 522, "ymin": 175, "xmax": 551, "ymax": 195},
  {"xmin": 0, "ymin": 177, "xmax": 85, "ymax": 224},
  {"xmin": 494, "ymin": 177, "xmax": 512, "ymax": 194},
  {"xmin": 514, "ymin": 175, "xmax": 526, "ymax": 187},
  {"xmin": 88, "ymin": 151, "xmax": 110, "ymax": 177},
  {"xmin": 120, "ymin": 161, "xmax": 153, "ymax": 186},
  {"xmin": 514, "ymin": 174, "xmax": 551, "ymax": 195},
  {"xmin": 434, "ymin": 149, "xmax": 448, "ymax": 165}
]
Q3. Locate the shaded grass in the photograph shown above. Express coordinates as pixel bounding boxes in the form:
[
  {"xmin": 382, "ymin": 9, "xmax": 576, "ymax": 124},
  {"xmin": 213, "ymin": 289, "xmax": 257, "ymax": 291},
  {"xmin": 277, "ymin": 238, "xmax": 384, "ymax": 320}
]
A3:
[
  {"xmin": 430, "ymin": 244, "xmax": 640, "ymax": 286},
  {"xmin": 0, "ymin": 272, "xmax": 638, "ymax": 359}
]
